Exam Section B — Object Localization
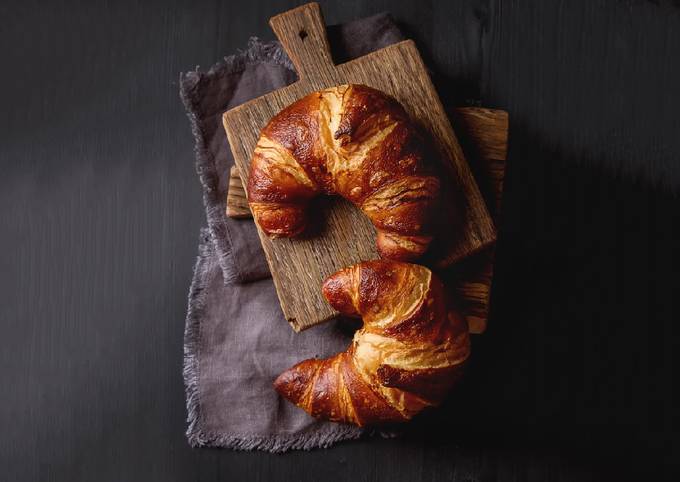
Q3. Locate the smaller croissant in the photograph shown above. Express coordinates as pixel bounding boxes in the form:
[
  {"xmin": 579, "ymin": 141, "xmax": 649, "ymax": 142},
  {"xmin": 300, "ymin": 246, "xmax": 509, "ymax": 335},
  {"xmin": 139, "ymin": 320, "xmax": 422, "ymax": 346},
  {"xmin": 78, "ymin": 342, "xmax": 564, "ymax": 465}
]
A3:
[
  {"xmin": 274, "ymin": 260, "xmax": 470, "ymax": 426},
  {"xmin": 247, "ymin": 84, "xmax": 441, "ymax": 261}
]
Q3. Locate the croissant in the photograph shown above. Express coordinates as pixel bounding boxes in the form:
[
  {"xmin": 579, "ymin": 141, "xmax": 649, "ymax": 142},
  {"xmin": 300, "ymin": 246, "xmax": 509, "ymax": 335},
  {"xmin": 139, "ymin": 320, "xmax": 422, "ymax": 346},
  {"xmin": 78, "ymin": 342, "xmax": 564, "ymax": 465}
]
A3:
[
  {"xmin": 274, "ymin": 260, "xmax": 470, "ymax": 426},
  {"xmin": 247, "ymin": 84, "xmax": 441, "ymax": 261}
]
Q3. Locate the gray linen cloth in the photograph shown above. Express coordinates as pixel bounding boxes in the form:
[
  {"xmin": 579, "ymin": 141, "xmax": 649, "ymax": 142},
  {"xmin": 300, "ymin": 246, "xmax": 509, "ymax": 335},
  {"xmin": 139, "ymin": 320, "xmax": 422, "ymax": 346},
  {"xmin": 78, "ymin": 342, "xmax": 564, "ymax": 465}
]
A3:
[{"xmin": 181, "ymin": 14, "xmax": 404, "ymax": 451}]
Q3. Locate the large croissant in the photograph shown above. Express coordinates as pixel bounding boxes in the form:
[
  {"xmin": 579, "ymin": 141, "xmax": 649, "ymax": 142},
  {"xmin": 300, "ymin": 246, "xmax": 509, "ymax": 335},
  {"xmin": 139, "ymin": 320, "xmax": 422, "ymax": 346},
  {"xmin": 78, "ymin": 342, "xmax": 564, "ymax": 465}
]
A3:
[
  {"xmin": 247, "ymin": 84, "xmax": 441, "ymax": 261},
  {"xmin": 274, "ymin": 260, "xmax": 470, "ymax": 426}
]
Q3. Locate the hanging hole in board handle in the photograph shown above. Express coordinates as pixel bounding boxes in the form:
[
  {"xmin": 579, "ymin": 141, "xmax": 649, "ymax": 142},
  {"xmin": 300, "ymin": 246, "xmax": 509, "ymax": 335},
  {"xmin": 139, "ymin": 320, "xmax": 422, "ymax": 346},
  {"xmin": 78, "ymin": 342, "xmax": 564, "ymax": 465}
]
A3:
[{"xmin": 269, "ymin": 3, "xmax": 335, "ymax": 78}]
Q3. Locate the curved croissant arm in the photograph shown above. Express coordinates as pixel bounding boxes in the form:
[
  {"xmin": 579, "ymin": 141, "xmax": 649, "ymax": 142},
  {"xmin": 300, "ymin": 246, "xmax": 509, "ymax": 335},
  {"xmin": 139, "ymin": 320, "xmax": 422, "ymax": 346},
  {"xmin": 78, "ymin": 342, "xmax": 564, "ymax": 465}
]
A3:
[
  {"xmin": 274, "ymin": 261, "xmax": 470, "ymax": 426},
  {"xmin": 247, "ymin": 84, "xmax": 441, "ymax": 261}
]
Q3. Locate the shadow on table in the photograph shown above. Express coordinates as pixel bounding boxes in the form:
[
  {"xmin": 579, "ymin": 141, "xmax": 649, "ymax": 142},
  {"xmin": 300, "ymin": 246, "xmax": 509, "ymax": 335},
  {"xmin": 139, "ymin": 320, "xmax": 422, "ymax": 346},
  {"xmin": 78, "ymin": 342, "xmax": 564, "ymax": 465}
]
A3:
[{"xmin": 398, "ymin": 128, "xmax": 679, "ymax": 481}]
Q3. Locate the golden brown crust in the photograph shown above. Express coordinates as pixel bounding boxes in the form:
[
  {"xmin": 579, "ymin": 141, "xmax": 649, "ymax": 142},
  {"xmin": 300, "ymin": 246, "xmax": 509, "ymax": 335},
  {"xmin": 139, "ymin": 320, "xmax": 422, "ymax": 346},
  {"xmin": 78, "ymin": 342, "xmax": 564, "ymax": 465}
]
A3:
[
  {"xmin": 273, "ymin": 260, "xmax": 470, "ymax": 426},
  {"xmin": 247, "ymin": 84, "xmax": 441, "ymax": 261}
]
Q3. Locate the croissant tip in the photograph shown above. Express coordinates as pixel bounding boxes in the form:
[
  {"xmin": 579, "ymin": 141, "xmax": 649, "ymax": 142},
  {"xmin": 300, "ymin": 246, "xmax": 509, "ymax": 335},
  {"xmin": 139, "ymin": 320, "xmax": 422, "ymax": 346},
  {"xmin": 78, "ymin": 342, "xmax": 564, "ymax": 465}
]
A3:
[
  {"xmin": 251, "ymin": 203, "xmax": 308, "ymax": 238},
  {"xmin": 321, "ymin": 269, "xmax": 358, "ymax": 316},
  {"xmin": 273, "ymin": 360, "xmax": 319, "ymax": 406}
]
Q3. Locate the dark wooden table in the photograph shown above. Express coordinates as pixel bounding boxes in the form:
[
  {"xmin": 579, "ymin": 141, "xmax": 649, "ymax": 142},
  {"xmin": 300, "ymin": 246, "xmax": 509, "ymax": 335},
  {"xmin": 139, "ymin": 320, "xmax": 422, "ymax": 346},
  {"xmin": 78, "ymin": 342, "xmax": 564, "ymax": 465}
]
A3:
[{"xmin": 2, "ymin": 1, "xmax": 679, "ymax": 480}]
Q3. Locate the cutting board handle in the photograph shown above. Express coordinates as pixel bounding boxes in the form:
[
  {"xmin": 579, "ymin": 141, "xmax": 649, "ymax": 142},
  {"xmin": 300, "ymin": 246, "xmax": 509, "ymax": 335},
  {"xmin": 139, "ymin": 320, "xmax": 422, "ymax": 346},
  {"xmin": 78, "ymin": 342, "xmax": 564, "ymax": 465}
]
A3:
[{"xmin": 269, "ymin": 3, "xmax": 335, "ymax": 81}]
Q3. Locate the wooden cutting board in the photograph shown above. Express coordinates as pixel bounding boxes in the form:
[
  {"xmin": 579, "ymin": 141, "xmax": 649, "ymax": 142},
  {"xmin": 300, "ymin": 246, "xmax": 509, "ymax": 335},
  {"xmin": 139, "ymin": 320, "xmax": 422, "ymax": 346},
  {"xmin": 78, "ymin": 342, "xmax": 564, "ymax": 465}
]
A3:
[
  {"xmin": 222, "ymin": 2, "xmax": 496, "ymax": 331},
  {"xmin": 226, "ymin": 107, "xmax": 509, "ymax": 334}
]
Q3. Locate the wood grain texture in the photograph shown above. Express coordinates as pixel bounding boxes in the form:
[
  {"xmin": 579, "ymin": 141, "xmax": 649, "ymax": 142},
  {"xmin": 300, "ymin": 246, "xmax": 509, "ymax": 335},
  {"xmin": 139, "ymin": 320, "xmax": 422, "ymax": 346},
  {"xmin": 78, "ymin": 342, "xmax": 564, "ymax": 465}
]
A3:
[
  {"xmin": 226, "ymin": 106, "xmax": 509, "ymax": 334},
  {"xmin": 225, "ymin": 166, "xmax": 250, "ymax": 219},
  {"xmin": 223, "ymin": 2, "xmax": 495, "ymax": 331},
  {"xmin": 225, "ymin": 166, "xmax": 250, "ymax": 217}
]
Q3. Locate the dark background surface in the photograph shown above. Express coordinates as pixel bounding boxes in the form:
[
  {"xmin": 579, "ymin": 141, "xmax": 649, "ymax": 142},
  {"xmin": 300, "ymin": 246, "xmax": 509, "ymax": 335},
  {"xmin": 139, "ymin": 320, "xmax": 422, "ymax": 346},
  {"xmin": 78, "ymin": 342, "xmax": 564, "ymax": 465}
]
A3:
[{"xmin": 1, "ymin": 0, "xmax": 679, "ymax": 480}]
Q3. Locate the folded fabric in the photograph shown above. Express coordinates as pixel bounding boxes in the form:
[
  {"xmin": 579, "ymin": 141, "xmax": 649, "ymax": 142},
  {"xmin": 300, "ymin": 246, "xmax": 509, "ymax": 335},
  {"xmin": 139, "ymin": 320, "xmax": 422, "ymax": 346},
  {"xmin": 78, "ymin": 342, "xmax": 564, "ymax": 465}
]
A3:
[
  {"xmin": 182, "ymin": 14, "xmax": 405, "ymax": 451},
  {"xmin": 179, "ymin": 13, "xmax": 404, "ymax": 284}
]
